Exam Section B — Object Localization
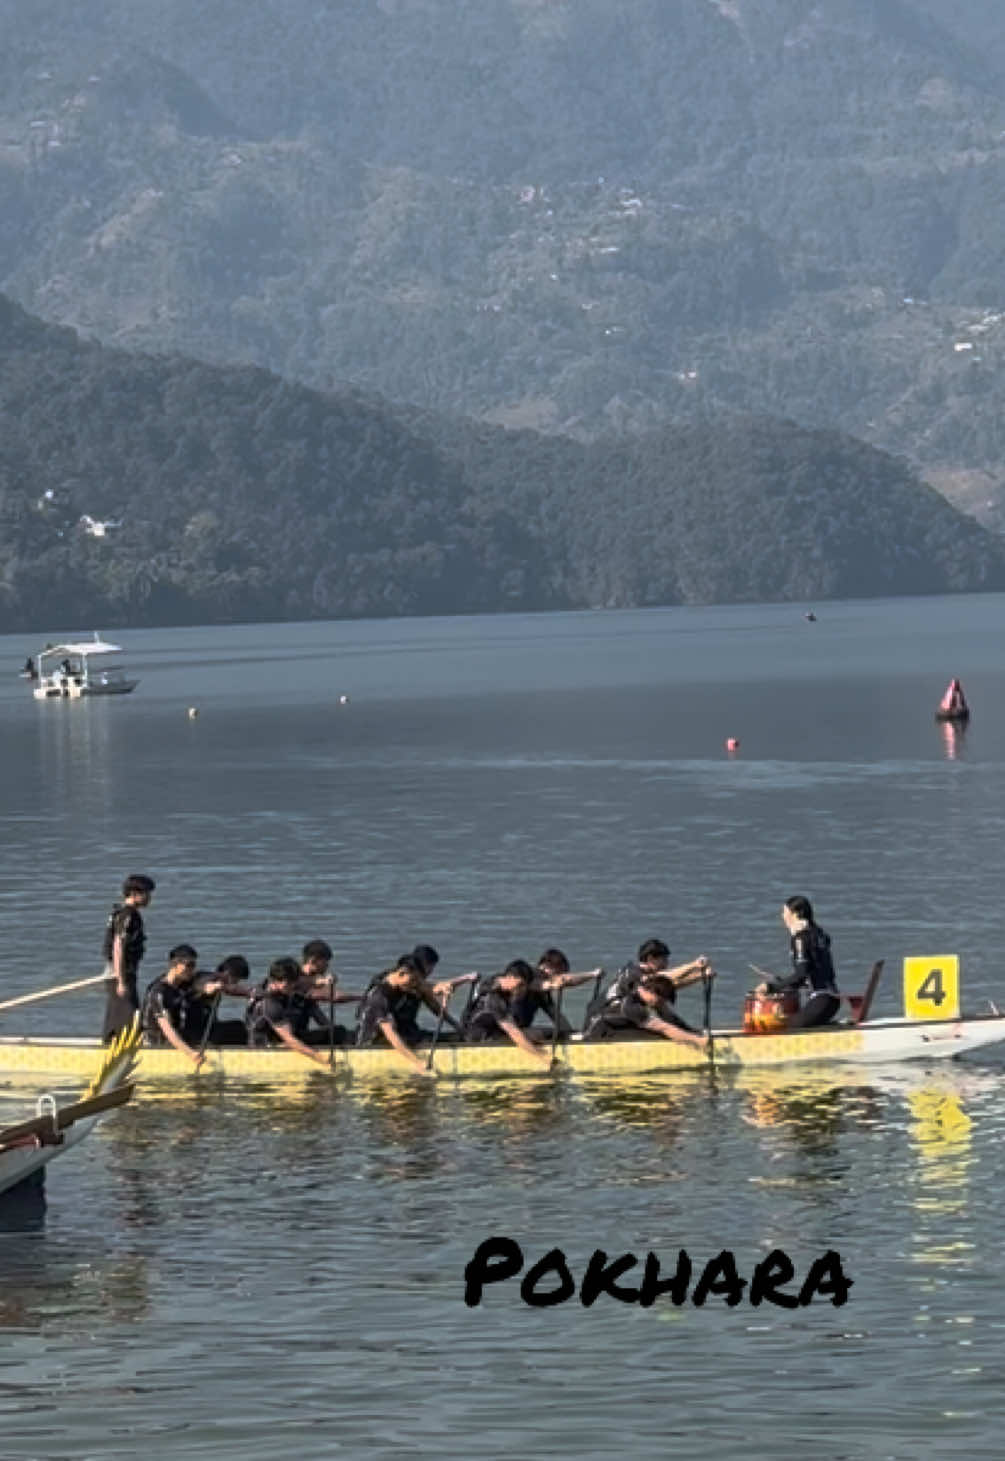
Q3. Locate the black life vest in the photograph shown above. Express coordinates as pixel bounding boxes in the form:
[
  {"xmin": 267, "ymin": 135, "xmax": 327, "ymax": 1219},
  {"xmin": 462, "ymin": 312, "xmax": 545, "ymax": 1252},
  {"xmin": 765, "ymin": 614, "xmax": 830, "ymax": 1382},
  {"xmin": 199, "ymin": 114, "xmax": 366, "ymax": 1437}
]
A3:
[{"xmin": 102, "ymin": 903, "xmax": 146, "ymax": 969}]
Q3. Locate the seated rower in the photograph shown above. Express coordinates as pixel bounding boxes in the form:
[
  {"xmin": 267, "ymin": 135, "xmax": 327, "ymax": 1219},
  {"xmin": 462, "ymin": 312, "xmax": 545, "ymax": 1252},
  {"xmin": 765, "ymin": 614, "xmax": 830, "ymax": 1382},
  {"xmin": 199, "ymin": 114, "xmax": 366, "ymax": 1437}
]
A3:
[
  {"xmin": 296, "ymin": 939, "xmax": 362, "ymax": 1044},
  {"xmin": 184, "ymin": 955, "xmax": 254, "ymax": 1047},
  {"xmin": 461, "ymin": 962, "xmax": 556, "ymax": 1069},
  {"xmin": 583, "ymin": 971, "xmax": 709, "ymax": 1051},
  {"xmin": 375, "ymin": 947, "xmax": 463, "ymax": 1043},
  {"xmin": 355, "ymin": 959, "xmax": 439, "ymax": 1077},
  {"xmin": 510, "ymin": 949, "xmax": 598, "ymax": 1041},
  {"xmin": 246, "ymin": 957, "xmax": 333, "ymax": 1066},
  {"xmin": 140, "ymin": 944, "xmax": 207, "ymax": 1069},
  {"xmin": 584, "ymin": 938, "xmax": 711, "ymax": 1029},
  {"xmin": 754, "ymin": 896, "xmax": 840, "ymax": 1029}
]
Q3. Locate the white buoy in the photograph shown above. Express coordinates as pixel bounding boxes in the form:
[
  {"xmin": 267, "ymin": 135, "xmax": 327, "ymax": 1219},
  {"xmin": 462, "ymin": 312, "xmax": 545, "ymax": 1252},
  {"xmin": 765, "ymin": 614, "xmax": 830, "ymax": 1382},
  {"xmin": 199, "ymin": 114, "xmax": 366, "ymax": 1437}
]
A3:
[
  {"xmin": 188, "ymin": 706, "xmax": 199, "ymax": 719},
  {"xmin": 338, "ymin": 694, "xmax": 349, "ymax": 705}
]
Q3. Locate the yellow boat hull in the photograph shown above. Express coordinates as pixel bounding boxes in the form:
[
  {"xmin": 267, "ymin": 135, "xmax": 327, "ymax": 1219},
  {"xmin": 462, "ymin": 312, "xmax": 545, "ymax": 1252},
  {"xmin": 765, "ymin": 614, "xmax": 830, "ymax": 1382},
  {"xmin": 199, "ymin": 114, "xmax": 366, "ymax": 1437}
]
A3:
[{"xmin": 1, "ymin": 1015, "xmax": 1002, "ymax": 1088}]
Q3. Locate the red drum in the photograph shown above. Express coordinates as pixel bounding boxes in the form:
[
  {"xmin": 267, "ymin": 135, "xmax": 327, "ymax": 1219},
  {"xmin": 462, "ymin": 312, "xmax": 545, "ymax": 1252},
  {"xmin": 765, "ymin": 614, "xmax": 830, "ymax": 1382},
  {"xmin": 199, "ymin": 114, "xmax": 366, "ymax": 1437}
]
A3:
[{"xmin": 742, "ymin": 990, "xmax": 800, "ymax": 1035}]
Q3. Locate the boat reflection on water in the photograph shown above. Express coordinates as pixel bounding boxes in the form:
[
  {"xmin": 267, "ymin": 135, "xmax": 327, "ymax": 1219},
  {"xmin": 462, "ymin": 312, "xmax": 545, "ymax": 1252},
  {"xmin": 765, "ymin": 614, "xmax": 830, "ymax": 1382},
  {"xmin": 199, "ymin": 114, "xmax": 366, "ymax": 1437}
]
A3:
[
  {"xmin": 0, "ymin": 1169, "xmax": 46, "ymax": 1231},
  {"xmin": 939, "ymin": 720, "xmax": 966, "ymax": 761},
  {"xmin": 905, "ymin": 1078, "xmax": 975, "ymax": 1275}
]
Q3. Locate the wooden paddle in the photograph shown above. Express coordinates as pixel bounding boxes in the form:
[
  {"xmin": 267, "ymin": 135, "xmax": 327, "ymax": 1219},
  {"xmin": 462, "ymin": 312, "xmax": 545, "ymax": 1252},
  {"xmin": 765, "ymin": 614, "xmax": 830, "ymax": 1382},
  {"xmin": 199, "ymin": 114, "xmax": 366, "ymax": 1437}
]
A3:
[
  {"xmin": 702, "ymin": 971, "xmax": 714, "ymax": 1064},
  {"xmin": 194, "ymin": 991, "xmax": 223, "ymax": 1068},
  {"xmin": 549, "ymin": 984, "xmax": 565, "ymax": 1070},
  {"xmin": 0, "ymin": 972, "xmax": 108, "ymax": 1014},
  {"xmin": 425, "ymin": 973, "xmax": 479, "ymax": 1071}
]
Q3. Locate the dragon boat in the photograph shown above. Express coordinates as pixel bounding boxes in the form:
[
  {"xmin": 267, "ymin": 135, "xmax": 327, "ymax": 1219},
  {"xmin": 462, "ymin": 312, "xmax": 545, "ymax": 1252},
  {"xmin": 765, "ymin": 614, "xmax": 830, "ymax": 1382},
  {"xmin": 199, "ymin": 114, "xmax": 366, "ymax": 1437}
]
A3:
[{"xmin": 0, "ymin": 957, "xmax": 1000, "ymax": 1089}]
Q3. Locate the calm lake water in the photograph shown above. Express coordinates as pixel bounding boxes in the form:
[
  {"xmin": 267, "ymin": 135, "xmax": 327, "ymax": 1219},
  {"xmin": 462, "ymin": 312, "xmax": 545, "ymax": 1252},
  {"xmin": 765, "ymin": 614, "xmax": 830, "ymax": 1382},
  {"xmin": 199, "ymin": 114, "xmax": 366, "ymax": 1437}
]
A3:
[{"xmin": 1, "ymin": 596, "xmax": 1005, "ymax": 1459}]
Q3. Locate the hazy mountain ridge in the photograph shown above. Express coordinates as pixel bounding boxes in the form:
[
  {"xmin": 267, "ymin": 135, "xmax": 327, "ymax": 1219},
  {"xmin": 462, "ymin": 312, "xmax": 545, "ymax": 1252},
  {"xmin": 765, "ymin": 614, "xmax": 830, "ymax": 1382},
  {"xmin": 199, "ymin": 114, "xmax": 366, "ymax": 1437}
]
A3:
[{"xmin": 4, "ymin": 2, "xmax": 1005, "ymax": 523}]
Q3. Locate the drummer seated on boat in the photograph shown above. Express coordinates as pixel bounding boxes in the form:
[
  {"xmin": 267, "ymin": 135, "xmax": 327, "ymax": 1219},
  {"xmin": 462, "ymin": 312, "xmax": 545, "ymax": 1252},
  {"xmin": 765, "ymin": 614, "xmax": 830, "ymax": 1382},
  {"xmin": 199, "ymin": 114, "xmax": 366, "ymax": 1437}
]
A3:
[
  {"xmin": 184, "ymin": 954, "xmax": 254, "ymax": 1048},
  {"xmin": 246, "ymin": 957, "xmax": 333, "ymax": 1067},
  {"xmin": 583, "ymin": 971, "xmax": 709, "ymax": 1051},
  {"xmin": 754, "ymin": 896, "xmax": 840, "ymax": 1030},
  {"xmin": 461, "ymin": 961, "xmax": 557, "ymax": 1069},
  {"xmin": 140, "ymin": 944, "xmax": 207, "ymax": 1069},
  {"xmin": 584, "ymin": 938, "xmax": 711, "ymax": 1029},
  {"xmin": 354, "ymin": 958, "xmax": 442, "ymax": 1077}
]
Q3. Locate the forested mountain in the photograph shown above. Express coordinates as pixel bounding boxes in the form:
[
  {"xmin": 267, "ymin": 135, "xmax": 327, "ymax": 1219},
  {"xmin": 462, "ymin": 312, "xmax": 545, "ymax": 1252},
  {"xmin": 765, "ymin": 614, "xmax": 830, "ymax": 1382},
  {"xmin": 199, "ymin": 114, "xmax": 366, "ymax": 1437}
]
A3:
[
  {"xmin": 3, "ymin": 2, "xmax": 1005, "ymax": 528},
  {"xmin": 0, "ymin": 297, "xmax": 1001, "ymax": 631}
]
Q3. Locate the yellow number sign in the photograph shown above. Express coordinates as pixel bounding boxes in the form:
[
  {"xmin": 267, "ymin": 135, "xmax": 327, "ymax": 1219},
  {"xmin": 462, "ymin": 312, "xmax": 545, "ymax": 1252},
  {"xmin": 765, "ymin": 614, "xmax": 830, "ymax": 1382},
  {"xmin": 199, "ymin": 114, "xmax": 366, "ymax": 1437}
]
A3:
[{"xmin": 903, "ymin": 956, "xmax": 960, "ymax": 1022}]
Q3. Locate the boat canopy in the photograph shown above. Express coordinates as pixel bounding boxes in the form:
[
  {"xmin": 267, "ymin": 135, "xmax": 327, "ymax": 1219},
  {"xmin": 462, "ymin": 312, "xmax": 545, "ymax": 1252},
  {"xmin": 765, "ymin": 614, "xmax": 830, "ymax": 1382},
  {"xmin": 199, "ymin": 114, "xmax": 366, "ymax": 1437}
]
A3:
[{"xmin": 39, "ymin": 639, "xmax": 123, "ymax": 659}]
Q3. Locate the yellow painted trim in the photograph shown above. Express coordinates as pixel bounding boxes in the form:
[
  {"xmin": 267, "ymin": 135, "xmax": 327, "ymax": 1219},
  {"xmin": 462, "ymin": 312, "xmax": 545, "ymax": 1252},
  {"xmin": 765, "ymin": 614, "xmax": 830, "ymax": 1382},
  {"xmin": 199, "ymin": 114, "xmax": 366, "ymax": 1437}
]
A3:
[{"xmin": 0, "ymin": 1026, "xmax": 868, "ymax": 1086}]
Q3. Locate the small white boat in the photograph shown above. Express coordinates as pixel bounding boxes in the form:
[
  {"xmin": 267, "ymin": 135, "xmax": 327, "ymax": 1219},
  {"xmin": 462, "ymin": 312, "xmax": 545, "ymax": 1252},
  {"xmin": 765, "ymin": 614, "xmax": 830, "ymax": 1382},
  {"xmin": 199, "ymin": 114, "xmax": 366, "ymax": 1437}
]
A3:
[
  {"xmin": 31, "ymin": 634, "xmax": 138, "ymax": 700},
  {"xmin": 0, "ymin": 1023, "xmax": 139, "ymax": 1198}
]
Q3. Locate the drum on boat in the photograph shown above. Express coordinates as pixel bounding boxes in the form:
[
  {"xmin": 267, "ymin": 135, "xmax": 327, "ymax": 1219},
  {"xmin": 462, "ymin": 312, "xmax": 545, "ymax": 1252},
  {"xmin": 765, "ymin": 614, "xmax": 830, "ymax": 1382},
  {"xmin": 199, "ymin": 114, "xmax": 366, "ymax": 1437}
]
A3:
[{"xmin": 742, "ymin": 990, "xmax": 800, "ymax": 1034}]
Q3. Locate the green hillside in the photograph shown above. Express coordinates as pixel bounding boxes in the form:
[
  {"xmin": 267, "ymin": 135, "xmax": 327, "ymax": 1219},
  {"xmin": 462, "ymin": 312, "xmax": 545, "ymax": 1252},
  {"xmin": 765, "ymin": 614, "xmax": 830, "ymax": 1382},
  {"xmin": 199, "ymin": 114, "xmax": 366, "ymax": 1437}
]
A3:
[{"xmin": 0, "ymin": 297, "xmax": 1001, "ymax": 630}]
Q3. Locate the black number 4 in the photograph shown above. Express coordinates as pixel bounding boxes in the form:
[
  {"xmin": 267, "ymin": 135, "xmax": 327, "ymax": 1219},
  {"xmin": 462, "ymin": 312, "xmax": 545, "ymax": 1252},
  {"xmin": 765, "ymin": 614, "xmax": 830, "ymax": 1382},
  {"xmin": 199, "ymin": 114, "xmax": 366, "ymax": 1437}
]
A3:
[{"xmin": 917, "ymin": 968, "xmax": 946, "ymax": 1006}]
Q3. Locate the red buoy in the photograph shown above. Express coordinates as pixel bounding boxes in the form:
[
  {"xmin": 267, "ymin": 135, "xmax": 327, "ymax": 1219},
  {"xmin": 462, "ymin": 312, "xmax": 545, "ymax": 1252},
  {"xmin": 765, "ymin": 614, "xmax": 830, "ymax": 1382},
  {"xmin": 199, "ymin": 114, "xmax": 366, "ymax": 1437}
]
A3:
[
  {"xmin": 725, "ymin": 737, "xmax": 740, "ymax": 752},
  {"xmin": 935, "ymin": 678, "xmax": 969, "ymax": 724}
]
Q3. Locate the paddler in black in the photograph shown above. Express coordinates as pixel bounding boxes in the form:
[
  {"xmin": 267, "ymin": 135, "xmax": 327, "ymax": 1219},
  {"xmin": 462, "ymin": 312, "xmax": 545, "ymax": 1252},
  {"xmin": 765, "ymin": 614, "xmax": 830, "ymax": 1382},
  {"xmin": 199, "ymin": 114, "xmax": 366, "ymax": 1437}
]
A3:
[
  {"xmin": 584, "ymin": 971, "xmax": 710, "ymax": 1051},
  {"xmin": 360, "ymin": 946, "xmax": 463, "ymax": 1043},
  {"xmin": 185, "ymin": 954, "xmax": 254, "ymax": 1047},
  {"xmin": 102, "ymin": 873, "xmax": 156, "ymax": 1043},
  {"xmin": 584, "ymin": 937, "xmax": 711, "ymax": 1031},
  {"xmin": 296, "ymin": 939, "xmax": 363, "ymax": 1041},
  {"xmin": 461, "ymin": 961, "xmax": 556, "ymax": 1069},
  {"xmin": 141, "ymin": 944, "xmax": 206, "ymax": 1069},
  {"xmin": 755, "ymin": 896, "xmax": 840, "ymax": 1029},
  {"xmin": 355, "ymin": 958, "xmax": 439, "ymax": 1077},
  {"xmin": 245, "ymin": 957, "xmax": 332, "ymax": 1068},
  {"xmin": 509, "ymin": 949, "xmax": 598, "ymax": 1039}
]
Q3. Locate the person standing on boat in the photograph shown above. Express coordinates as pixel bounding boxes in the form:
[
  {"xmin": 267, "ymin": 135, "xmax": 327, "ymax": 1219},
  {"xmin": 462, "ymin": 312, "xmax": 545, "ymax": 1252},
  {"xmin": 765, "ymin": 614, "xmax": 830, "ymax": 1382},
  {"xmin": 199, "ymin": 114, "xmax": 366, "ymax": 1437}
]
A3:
[
  {"xmin": 354, "ymin": 958, "xmax": 440, "ymax": 1076},
  {"xmin": 101, "ymin": 874, "xmax": 156, "ymax": 1043},
  {"xmin": 141, "ymin": 945, "xmax": 206, "ymax": 1068},
  {"xmin": 246, "ymin": 957, "xmax": 333, "ymax": 1067},
  {"xmin": 755, "ymin": 896, "xmax": 840, "ymax": 1029},
  {"xmin": 583, "ymin": 971, "xmax": 710, "ymax": 1051},
  {"xmin": 584, "ymin": 938, "xmax": 711, "ymax": 1030}
]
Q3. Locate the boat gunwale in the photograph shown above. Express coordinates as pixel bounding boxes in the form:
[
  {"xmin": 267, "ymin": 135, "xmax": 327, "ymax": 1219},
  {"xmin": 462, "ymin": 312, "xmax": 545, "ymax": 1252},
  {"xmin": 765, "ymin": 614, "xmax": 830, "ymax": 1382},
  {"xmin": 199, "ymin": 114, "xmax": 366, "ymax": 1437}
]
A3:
[{"xmin": 1, "ymin": 1010, "xmax": 1002, "ymax": 1054}]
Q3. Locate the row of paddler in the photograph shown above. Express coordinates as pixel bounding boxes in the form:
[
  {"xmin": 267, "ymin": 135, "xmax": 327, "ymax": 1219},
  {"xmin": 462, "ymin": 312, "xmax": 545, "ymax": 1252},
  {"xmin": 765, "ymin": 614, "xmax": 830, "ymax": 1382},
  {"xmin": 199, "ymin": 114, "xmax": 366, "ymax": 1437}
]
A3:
[
  {"xmin": 125, "ymin": 938, "xmax": 721, "ymax": 1079},
  {"xmin": 83, "ymin": 879, "xmax": 831, "ymax": 1078}
]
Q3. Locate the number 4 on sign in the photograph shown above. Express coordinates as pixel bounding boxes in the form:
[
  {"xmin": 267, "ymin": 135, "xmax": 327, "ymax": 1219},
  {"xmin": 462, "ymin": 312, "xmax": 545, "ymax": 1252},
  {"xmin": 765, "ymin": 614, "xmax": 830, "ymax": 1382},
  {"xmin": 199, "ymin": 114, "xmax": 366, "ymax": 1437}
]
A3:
[{"xmin": 903, "ymin": 956, "xmax": 960, "ymax": 1022}]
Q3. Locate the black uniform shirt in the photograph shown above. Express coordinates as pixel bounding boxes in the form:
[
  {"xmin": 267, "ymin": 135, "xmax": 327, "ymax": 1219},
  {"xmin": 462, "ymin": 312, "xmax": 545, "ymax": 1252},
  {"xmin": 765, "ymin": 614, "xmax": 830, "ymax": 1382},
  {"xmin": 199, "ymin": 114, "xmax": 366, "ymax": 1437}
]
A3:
[
  {"xmin": 246, "ymin": 989, "xmax": 299, "ymax": 1046},
  {"xmin": 356, "ymin": 981, "xmax": 418, "ymax": 1047},
  {"xmin": 775, "ymin": 925, "xmax": 838, "ymax": 995},
  {"xmin": 463, "ymin": 987, "xmax": 523, "ymax": 1040},
  {"xmin": 141, "ymin": 976, "xmax": 190, "ymax": 1044},
  {"xmin": 605, "ymin": 963, "xmax": 676, "ymax": 1005},
  {"xmin": 510, "ymin": 983, "xmax": 558, "ymax": 1030},
  {"xmin": 102, "ymin": 904, "xmax": 146, "ymax": 978}
]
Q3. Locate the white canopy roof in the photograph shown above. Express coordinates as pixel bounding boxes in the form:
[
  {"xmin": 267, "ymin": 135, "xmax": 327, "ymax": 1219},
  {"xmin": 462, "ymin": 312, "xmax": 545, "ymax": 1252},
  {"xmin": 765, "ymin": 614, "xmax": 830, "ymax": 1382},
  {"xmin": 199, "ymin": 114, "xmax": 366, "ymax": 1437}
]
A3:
[{"xmin": 40, "ymin": 639, "xmax": 123, "ymax": 658}]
